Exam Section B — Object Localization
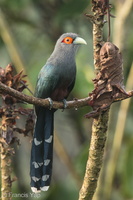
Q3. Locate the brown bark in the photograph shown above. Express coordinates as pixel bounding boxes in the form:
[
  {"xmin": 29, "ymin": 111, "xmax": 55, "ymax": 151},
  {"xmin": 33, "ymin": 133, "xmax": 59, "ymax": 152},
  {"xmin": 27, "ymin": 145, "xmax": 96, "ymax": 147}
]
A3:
[
  {"xmin": 0, "ymin": 111, "xmax": 14, "ymax": 200},
  {"xmin": 79, "ymin": 1, "xmax": 109, "ymax": 199}
]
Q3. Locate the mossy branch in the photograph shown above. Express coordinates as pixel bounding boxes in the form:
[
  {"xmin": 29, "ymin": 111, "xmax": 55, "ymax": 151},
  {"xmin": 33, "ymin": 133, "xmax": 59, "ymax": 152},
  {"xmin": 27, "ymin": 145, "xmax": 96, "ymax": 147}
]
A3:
[
  {"xmin": 78, "ymin": 111, "xmax": 109, "ymax": 200},
  {"xmin": 0, "ymin": 81, "xmax": 90, "ymax": 109},
  {"xmin": 0, "ymin": 144, "xmax": 12, "ymax": 200},
  {"xmin": 78, "ymin": 1, "xmax": 109, "ymax": 199},
  {"xmin": 0, "ymin": 81, "xmax": 133, "ymax": 111},
  {"xmin": 0, "ymin": 110, "xmax": 15, "ymax": 200}
]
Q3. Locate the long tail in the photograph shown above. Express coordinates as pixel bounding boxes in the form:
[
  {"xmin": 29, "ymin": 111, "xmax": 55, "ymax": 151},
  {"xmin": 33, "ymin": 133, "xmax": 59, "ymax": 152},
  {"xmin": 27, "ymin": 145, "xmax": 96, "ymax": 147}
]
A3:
[{"xmin": 30, "ymin": 108, "xmax": 54, "ymax": 193}]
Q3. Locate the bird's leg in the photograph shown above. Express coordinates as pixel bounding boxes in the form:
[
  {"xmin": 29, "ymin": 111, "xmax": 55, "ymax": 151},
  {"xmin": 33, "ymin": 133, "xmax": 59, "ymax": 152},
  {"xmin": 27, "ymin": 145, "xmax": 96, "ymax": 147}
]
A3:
[
  {"xmin": 47, "ymin": 98, "xmax": 67, "ymax": 111},
  {"xmin": 62, "ymin": 99, "xmax": 68, "ymax": 111},
  {"xmin": 62, "ymin": 99, "xmax": 67, "ymax": 109},
  {"xmin": 47, "ymin": 97, "xmax": 53, "ymax": 110}
]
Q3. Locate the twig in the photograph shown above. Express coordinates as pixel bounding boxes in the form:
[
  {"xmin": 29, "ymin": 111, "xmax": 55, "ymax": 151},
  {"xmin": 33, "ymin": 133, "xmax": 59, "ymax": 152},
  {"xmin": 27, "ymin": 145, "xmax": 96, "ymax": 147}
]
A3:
[{"xmin": 106, "ymin": 1, "xmax": 111, "ymax": 42}]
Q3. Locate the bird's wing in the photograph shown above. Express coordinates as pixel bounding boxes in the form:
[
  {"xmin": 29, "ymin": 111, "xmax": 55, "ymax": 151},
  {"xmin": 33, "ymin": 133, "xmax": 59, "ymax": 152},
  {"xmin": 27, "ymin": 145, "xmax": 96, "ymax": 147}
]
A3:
[
  {"xmin": 35, "ymin": 64, "xmax": 59, "ymax": 99},
  {"xmin": 68, "ymin": 77, "xmax": 76, "ymax": 94}
]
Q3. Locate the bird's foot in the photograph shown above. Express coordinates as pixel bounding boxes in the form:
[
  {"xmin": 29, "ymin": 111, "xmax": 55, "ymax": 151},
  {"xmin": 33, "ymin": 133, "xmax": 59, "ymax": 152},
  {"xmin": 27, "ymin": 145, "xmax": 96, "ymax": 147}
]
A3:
[
  {"xmin": 63, "ymin": 99, "xmax": 67, "ymax": 109},
  {"xmin": 62, "ymin": 99, "xmax": 67, "ymax": 111},
  {"xmin": 47, "ymin": 97, "xmax": 53, "ymax": 110}
]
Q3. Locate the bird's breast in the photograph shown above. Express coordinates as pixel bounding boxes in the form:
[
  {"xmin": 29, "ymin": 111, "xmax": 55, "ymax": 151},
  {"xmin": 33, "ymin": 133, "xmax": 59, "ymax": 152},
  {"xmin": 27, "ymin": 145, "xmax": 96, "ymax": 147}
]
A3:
[
  {"xmin": 51, "ymin": 65, "xmax": 76, "ymax": 101},
  {"xmin": 51, "ymin": 86, "xmax": 68, "ymax": 101}
]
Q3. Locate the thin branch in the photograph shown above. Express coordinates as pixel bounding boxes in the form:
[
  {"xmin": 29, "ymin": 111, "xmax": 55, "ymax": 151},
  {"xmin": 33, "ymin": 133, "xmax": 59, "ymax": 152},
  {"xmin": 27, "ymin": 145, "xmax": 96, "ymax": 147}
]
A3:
[
  {"xmin": 0, "ymin": 82, "xmax": 90, "ymax": 109},
  {"xmin": 0, "ymin": 81, "xmax": 133, "ymax": 111}
]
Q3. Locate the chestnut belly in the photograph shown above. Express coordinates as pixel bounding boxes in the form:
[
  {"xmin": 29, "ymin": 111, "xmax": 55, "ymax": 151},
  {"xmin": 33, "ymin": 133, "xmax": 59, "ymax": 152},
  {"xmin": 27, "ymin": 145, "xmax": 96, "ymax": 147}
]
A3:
[{"xmin": 51, "ymin": 86, "xmax": 69, "ymax": 101}]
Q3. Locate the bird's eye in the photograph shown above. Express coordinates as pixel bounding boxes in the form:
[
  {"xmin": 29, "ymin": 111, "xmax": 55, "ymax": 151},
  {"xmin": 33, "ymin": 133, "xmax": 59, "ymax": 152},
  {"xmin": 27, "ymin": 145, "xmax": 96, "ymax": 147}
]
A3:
[{"xmin": 62, "ymin": 37, "xmax": 73, "ymax": 44}]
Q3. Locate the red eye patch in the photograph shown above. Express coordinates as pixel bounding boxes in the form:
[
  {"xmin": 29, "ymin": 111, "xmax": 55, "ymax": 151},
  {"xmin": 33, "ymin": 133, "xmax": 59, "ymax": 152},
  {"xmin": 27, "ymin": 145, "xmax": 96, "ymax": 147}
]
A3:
[{"xmin": 62, "ymin": 37, "xmax": 74, "ymax": 44}]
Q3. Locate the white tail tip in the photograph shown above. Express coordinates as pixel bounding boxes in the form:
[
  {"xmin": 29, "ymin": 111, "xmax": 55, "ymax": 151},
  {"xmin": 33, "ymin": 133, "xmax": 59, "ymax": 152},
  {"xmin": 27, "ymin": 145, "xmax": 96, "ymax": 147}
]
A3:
[
  {"xmin": 40, "ymin": 186, "xmax": 49, "ymax": 191},
  {"xmin": 31, "ymin": 187, "xmax": 41, "ymax": 193}
]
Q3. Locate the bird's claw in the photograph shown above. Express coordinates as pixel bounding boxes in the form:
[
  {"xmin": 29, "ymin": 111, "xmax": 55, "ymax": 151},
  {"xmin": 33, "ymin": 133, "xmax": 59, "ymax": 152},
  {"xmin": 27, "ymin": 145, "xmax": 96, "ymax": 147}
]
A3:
[
  {"xmin": 62, "ymin": 99, "xmax": 67, "ymax": 111},
  {"xmin": 47, "ymin": 98, "xmax": 53, "ymax": 110}
]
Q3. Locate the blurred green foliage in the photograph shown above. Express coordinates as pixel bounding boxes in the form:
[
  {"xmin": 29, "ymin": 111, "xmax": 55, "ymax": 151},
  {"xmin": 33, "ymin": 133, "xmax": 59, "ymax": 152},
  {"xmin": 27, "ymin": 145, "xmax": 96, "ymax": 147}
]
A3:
[{"xmin": 0, "ymin": 0, "xmax": 133, "ymax": 200}]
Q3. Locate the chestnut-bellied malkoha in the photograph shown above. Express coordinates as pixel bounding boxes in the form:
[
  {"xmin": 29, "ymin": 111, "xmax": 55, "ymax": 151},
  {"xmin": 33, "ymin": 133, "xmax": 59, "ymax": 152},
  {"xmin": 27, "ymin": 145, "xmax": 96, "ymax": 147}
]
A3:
[{"xmin": 30, "ymin": 33, "xmax": 87, "ymax": 193}]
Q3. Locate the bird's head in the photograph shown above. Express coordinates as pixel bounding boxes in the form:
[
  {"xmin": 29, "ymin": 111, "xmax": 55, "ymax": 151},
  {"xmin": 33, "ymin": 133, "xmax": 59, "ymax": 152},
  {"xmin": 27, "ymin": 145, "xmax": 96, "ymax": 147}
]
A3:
[
  {"xmin": 60, "ymin": 33, "xmax": 87, "ymax": 45},
  {"xmin": 47, "ymin": 33, "xmax": 87, "ymax": 65},
  {"xmin": 57, "ymin": 32, "xmax": 86, "ymax": 46},
  {"xmin": 54, "ymin": 33, "xmax": 87, "ymax": 54}
]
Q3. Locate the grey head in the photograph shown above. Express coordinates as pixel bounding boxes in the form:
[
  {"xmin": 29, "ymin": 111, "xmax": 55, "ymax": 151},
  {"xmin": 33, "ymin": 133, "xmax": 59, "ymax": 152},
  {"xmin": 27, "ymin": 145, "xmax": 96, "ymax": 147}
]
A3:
[{"xmin": 47, "ymin": 33, "xmax": 87, "ymax": 65}]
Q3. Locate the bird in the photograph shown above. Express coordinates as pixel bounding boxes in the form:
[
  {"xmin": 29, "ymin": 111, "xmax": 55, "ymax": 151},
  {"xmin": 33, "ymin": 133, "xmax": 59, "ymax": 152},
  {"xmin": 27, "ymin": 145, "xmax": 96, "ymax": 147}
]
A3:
[{"xmin": 30, "ymin": 33, "xmax": 87, "ymax": 193}]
